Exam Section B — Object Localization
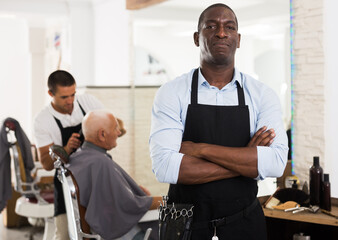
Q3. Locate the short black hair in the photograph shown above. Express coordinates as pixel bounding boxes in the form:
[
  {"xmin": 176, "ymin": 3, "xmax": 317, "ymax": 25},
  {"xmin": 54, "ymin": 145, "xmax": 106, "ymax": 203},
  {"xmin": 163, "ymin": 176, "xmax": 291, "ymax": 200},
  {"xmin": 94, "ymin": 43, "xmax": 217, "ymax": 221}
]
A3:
[
  {"xmin": 197, "ymin": 3, "xmax": 238, "ymax": 32},
  {"xmin": 48, "ymin": 70, "xmax": 76, "ymax": 94}
]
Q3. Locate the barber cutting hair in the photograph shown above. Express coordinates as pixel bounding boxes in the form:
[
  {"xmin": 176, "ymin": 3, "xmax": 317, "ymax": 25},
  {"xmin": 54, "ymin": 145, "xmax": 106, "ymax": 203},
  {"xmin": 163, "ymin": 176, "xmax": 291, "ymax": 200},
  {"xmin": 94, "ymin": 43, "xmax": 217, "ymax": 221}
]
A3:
[
  {"xmin": 150, "ymin": 3, "xmax": 288, "ymax": 239},
  {"xmin": 34, "ymin": 70, "xmax": 104, "ymax": 240}
]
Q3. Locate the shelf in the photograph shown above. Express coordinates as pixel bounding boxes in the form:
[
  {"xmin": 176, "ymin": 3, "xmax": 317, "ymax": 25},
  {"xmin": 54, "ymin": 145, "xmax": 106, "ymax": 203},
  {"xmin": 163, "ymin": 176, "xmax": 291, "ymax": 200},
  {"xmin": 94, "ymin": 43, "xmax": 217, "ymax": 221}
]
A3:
[
  {"xmin": 259, "ymin": 196, "xmax": 338, "ymax": 227},
  {"xmin": 263, "ymin": 206, "xmax": 338, "ymax": 227}
]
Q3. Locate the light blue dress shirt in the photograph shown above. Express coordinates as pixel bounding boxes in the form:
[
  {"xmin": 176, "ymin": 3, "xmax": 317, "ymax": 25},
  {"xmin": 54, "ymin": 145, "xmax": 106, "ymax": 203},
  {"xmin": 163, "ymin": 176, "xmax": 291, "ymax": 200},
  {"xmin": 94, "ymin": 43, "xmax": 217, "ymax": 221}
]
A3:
[{"xmin": 149, "ymin": 68, "xmax": 288, "ymax": 184}]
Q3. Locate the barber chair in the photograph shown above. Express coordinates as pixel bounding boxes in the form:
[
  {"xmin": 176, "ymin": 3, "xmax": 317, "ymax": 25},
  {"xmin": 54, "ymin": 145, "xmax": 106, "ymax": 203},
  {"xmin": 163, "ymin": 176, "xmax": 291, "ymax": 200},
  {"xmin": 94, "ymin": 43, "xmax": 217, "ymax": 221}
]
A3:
[
  {"xmin": 49, "ymin": 145, "xmax": 101, "ymax": 240},
  {"xmin": 49, "ymin": 145, "xmax": 155, "ymax": 240},
  {"xmin": 4, "ymin": 119, "xmax": 55, "ymax": 240}
]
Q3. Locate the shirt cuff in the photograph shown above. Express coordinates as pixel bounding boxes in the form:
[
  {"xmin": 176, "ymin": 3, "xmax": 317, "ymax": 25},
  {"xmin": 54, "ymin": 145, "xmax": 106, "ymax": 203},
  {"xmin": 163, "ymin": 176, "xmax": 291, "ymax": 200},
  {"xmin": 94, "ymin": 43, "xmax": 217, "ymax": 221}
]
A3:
[
  {"xmin": 256, "ymin": 146, "xmax": 271, "ymax": 180},
  {"xmin": 256, "ymin": 145, "xmax": 287, "ymax": 180},
  {"xmin": 152, "ymin": 151, "xmax": 184, "ymax": 184},
  {"xmin": 166, "ymin": 152, "xmax": 184, "ymax": 184}
]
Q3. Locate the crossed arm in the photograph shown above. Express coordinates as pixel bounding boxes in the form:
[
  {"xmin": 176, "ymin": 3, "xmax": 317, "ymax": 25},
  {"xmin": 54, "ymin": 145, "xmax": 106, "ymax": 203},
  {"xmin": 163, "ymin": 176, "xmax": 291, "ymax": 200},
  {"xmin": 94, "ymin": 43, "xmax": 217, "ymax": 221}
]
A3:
[{"xmin": 177, "ymin": 126, "xmax": 275, "ymax": 184}]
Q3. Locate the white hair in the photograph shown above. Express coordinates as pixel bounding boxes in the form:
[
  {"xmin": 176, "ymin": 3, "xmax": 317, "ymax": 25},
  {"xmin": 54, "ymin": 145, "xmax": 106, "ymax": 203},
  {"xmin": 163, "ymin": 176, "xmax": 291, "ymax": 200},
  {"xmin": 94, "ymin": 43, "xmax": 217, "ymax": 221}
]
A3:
[{"xmin": 82, "ymin": 110, "xmax": 115, "ymax": 141}]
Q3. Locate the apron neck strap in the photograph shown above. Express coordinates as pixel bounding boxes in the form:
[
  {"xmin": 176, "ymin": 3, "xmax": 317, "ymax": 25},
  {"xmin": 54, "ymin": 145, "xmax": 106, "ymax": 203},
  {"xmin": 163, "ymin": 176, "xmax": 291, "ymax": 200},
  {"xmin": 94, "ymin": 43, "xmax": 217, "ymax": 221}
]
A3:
[
  {"xmin": 191, "ymin": 68, "xmax": 199, "ymax": 105},
  {"xmin": 235, "ymin": 81, "xmax": 245, "ymax": 106},
  {"xmin": 77, "ymin": 100, "xmax": 86, "ymax": 116},
  {"xmin": 190, "ymin": 68, "xmax": 246, "ymax": 106}
]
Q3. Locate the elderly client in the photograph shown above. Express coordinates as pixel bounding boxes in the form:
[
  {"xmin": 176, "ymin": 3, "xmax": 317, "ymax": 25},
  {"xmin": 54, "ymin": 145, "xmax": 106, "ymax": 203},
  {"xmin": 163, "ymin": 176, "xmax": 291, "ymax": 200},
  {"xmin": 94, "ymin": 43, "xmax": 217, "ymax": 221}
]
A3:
[{"xmin": 68, "ymin": 110, "xmax": 160, "ymax": 240}]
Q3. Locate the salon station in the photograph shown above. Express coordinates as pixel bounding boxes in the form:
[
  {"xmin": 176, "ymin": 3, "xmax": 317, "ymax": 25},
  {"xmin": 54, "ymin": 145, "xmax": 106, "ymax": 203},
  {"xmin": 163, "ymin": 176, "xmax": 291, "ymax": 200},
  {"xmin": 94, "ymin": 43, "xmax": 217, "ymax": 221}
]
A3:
[{"xmin": 0, "ymin": 0, "xmax": 338, "ymax": 240}]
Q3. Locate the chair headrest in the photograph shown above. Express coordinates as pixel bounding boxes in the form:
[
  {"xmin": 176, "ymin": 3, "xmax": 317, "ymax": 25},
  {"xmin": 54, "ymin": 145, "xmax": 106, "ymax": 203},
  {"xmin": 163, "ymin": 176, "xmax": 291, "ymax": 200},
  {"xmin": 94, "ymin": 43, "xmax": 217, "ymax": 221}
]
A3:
[
  {"xmin": 49, "ymin": 145, "xmax": 69, "ymax": 164},
  {"xmin": 4, "ymin": 119, "xmax": 16, "ymax": 131}
]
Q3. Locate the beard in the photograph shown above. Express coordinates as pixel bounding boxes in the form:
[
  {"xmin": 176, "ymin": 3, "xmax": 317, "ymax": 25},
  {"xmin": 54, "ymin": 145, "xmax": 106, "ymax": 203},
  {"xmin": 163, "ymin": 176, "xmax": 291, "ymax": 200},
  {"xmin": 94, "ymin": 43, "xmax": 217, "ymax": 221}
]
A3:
[
  {"xmin": 202, "ymin": 52, "xmax": 235, "ymax": 67},
  {"xmin": 200, "ymin": 43, "xmax": 237, "ymax": 66}
]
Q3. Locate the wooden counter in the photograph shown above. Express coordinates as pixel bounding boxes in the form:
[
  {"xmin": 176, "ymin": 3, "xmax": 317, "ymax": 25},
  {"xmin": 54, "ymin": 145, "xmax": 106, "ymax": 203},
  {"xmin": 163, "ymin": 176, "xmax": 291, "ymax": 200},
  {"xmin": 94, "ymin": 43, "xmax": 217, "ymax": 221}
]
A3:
[
  {"xmin": 259, "ymin": 196, "xmax": 338, "ymax": 240},
  {"xmin": 263, "ymin": 206, "xmax": 338, "ymax": 227}
]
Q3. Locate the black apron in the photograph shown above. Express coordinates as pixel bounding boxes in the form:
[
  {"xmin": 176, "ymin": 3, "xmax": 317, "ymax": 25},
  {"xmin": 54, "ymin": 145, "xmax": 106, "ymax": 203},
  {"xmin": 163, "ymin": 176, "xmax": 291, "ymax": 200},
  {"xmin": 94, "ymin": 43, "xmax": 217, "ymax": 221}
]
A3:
[
  {"xmin": 168, "ymin": 69, "xmax": 266, "ymax": 240},
  {"xmin": 53, "ymin": 102, "xmax": 86, "ymax": 216}
]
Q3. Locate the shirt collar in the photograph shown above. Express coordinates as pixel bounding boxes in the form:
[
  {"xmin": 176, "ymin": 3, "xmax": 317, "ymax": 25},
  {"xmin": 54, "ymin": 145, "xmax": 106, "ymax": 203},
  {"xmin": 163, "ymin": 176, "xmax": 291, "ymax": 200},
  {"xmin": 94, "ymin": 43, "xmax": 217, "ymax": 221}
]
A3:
[
  {"xmin": 82, "ymin": 141, "xmax": 107, "ymax": 154},
  {"xmin": 48, "ymin": 96, "xmax": 80, "ymax": 119},
  {"xmin": 233, "ymin": 68, "xmax": 243, "ymax": 88},
  {"xmin": 197, "ymin": 67, "xmax": 243, "ymax": 89}
]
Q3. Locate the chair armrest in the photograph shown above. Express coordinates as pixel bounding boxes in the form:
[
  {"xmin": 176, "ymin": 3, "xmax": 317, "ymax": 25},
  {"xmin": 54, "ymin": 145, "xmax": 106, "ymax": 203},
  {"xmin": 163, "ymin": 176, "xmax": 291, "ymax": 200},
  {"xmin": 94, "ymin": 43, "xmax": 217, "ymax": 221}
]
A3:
[
  {"xmin": 34, "ymin": 161, "xmax": 43, "ymax": 169},
  {"xmin": 38, "ymin": 176, "xmax": 54, "ymax": 185},
  {"xmin": 32, "ymin": 167, "xmax": 55, "ymax": 183}
]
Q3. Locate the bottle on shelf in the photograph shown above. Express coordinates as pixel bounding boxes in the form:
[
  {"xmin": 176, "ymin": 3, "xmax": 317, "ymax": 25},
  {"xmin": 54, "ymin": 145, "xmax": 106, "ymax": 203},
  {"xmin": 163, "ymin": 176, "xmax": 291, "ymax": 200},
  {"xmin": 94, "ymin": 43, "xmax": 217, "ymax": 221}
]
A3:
[
  {"xmin": 309, "ymin": 156, "xmax": 323, "ymax": 206},
  {"xmin": 320, "ymin": 173, "xmax": 331, "ymax": 211},
  {"xmin": 302, "ymin": 181, "xmax": 309, "ymax": 195},
  {"xmin": 291, "ymin": 179, "xmax": 298, "ymax": 189}
]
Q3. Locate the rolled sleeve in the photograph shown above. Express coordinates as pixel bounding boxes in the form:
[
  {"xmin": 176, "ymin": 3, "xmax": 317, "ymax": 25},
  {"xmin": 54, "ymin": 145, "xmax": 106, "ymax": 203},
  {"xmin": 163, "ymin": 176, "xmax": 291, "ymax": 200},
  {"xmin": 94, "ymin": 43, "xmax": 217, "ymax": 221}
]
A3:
[
  {"xmin": 149, "ymin": 118, "xmax": 184, "ymax": 184},
  {"xmin": 149, "ymin": 81, "xmax": 186, "ymax": 184},
  {"xmin": 150, "ymin": 142, "xmax": 183, "ymax": 184},
  {"xmin": 252, "ymin": 86, "xmax": 289, "ymax": 180},
  {"xmin": 33, "ymin": 113, "xmax": 55, "ymax": 148},
  {"xmin": 256, "ymin": 144, "xmax": 288, "ymax": 180}
]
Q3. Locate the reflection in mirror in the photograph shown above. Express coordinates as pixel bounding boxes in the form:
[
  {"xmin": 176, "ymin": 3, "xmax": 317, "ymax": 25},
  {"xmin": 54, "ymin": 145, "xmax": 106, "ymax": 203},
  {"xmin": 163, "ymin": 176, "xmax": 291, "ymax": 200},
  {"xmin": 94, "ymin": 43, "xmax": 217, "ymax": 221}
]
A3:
[{"xmin": 132, "ymin": 0, "xmax": 291, "ymax": 196}]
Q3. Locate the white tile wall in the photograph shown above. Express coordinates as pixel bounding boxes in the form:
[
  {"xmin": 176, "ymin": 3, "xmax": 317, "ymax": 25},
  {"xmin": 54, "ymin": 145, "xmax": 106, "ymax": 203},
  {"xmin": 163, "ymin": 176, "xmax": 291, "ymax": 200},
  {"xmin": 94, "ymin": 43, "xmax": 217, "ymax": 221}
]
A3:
[{"xmin": 293, "ymin": 0, "xmax": 327, "ymax": 185}]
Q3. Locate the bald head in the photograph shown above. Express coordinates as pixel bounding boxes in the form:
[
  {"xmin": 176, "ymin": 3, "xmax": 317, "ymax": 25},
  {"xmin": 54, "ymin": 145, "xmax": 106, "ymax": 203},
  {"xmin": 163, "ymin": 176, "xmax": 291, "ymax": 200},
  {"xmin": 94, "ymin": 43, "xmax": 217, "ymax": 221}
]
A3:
[{"xmin": 82, "ymin": 110, "xmax": 121, "ymax": 150}]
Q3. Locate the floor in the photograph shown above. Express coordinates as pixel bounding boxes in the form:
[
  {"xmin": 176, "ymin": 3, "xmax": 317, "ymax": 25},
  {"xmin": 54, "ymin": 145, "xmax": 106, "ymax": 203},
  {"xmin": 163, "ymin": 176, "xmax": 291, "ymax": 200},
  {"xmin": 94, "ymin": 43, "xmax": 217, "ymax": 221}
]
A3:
[{"xmin": 0, "ymin": 213, "xmax": 44, "ymax": 240}]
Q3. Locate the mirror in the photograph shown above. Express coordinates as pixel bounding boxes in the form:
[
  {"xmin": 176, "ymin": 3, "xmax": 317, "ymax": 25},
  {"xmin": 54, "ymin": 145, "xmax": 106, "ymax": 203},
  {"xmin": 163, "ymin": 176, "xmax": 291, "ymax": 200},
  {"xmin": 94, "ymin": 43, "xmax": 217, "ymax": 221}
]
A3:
[
  {"xmin": 132, "ymin": 0, "xmax": 290, "ymax": 122},
  {"xmin": 131, "ymin": 0, "xmax": 291, "ymax": 195},
  {"xmin": 0, "ymin": 0, "xmax": 291, "ymax": 197}
]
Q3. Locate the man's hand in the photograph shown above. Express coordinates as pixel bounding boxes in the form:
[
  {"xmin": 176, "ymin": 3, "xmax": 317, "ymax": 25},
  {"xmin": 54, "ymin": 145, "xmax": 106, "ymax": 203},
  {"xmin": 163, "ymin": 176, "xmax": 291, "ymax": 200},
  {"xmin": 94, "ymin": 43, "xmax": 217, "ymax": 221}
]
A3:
[
  {"xmin": 64, "ymin": 133, "xmax": 81, "ymax": 154},
  {"xmin": 139, "ymin": 185, "xmax": 151, "ymax": 196},
  {"xmin": 247, "ymin": 126, "xmax": 275, "ymax": 147},
  {"xmin": 117, "ymin": 118, "xmax": 127, "ymax": 137}
]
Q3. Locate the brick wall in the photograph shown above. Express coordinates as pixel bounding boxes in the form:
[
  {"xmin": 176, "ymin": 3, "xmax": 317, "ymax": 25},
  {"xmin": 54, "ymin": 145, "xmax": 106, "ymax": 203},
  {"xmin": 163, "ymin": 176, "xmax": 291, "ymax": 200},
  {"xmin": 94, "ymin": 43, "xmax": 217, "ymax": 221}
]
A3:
[{"xmin": 293, "ymin": 0, "xmax": 327, "ymax": 184}]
